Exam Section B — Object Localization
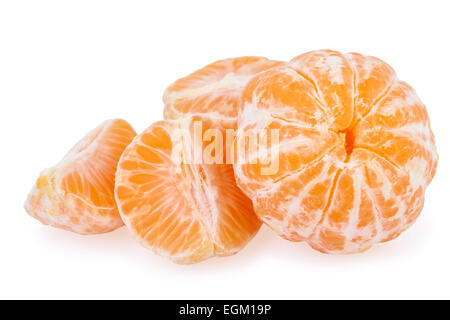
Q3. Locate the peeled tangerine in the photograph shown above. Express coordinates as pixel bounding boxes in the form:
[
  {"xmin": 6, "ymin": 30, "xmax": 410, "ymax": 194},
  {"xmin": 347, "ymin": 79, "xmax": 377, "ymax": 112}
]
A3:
[
  {"xmin": 25, "ymin": 119, "xmax": 136, "ymax": 234},
  {"xmin": 234, "ymin": 50, "xmax": 438, "ymax": 254},
  {"xmin": 114, "ymin": 117, "xmax": 261, "ymax": 264},
  {"xmin": 163, "ymin": 56, "xmax": 284, "ymax": 129}
]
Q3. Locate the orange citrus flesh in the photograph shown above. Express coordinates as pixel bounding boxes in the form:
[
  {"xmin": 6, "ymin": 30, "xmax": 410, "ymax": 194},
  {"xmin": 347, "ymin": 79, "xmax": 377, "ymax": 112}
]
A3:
[
  {"xmin": 25, "ymin": 119, "xmax": 137, "ymax": 234},
  {"xmin": 115, "ymin": 117, "xmax": 261, "ymax": 264},
  {"xmin": 163, "ymin": 56, "xmax": 284, "ymax": 129},
  {"xmin": 234, "ymin": 50, "xmax": 438, "ymax": 254}
]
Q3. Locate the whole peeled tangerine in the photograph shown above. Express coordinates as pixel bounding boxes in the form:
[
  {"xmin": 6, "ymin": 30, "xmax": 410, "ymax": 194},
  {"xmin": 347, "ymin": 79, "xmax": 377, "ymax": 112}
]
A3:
[{"xmin": 234, "ymin": 50, "xmax": 438, "ymax": 254}]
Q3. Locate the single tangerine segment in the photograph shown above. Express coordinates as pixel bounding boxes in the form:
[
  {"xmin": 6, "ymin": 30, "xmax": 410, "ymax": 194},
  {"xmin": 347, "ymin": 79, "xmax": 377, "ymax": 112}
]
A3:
[
  {"xmin": 25, "ymin": 119, "xmax": 137, "ymax": 234},
  {"xmin": 235, "ymin": 50, "xmax": 438, "ymax": 254},
  {"xmin": 114, "ymin": 117, "xmax": 261, "ymax": 264},
  {"xmin": 163, "ymin": 56, "xmax": 284, "ymax": 129}
]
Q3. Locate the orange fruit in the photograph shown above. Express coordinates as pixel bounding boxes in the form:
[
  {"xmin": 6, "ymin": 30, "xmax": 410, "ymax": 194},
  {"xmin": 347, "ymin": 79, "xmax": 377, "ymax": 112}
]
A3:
[
  {"xmin": 25, "ymin": 119, "xmax": 137, "ymax": 234},
  {"xmin": 234, "ymin": 50, "xmax": 438, "ymax": 254},
  {"xmin": 114, "ymin": 117, "xmax": 261, "ymax": 264},
  {"xmin": 163, "ymin": 56, "xmax": 284, "ymax": 129}
]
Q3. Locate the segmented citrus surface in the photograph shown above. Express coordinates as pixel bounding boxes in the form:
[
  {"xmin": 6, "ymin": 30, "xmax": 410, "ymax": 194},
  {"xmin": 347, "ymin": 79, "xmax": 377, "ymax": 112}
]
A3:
[
  {"xmin": 115, "ymin": 117, "xmax": 261, "ymax": 264},
  {"xmin": 163, "ymin": 56, "xmax": 284, "ymax": 128},
  {"xmin": 25, "ymin": 119, "xmax": 137, "ymax": 234},
  {"xmin": 234, "ymin": 50, "xmax": 438, "ymax": 253}
]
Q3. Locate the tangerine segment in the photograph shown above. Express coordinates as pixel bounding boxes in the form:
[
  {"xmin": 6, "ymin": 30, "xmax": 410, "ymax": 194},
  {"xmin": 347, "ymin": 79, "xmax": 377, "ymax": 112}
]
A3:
[
  {"xmin": 163, "ymin": 56, "xmax": 284, "ymax": 128},
  {"xmin": 114, "ymin": 118, "xmax": 261, "ymax": 264},
  {"xmin": 289, "ymin": 50, "xmax": 355, "ymax": 130},
  {"xmin": 235, "ymin": 50, "xmax": 438, "ymax": 254},
  {"xmin": 25, "ymin": 119, "xmax": 137, "ymax": 234}
]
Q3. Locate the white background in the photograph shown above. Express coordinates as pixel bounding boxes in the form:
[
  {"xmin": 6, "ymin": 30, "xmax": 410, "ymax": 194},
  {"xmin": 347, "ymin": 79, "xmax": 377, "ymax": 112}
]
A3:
[{"xmin": 1, "ymin": 0, "xmax": 449, "ymax": 299}]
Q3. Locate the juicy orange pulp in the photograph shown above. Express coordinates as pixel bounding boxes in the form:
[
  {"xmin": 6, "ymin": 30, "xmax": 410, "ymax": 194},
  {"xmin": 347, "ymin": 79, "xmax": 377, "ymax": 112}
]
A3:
[
  {"xmin": 163, "ymin": 56, "xmax": 284, "ymax": 129},
  {"xmin": 115, "ymin": 117, "xmax": 261, "ymax": 263},
  {"xmin": 25, "ymin": 119, "xmax": 136, "ymax": 234}
]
